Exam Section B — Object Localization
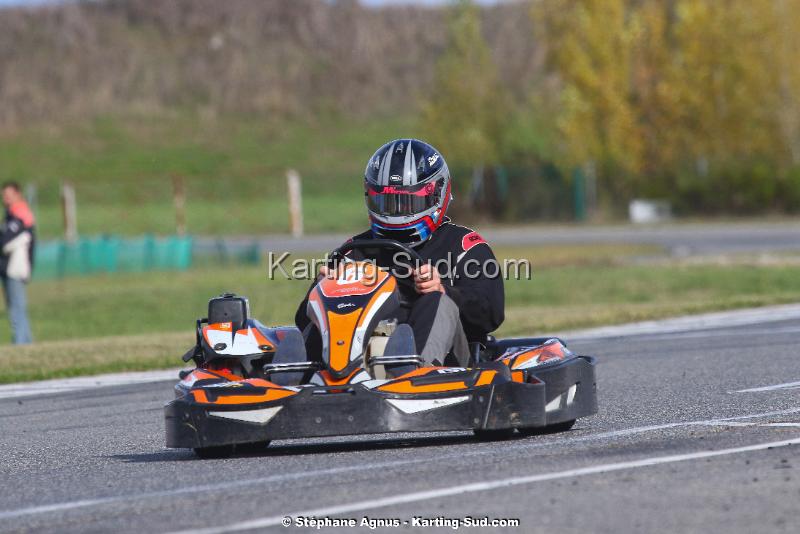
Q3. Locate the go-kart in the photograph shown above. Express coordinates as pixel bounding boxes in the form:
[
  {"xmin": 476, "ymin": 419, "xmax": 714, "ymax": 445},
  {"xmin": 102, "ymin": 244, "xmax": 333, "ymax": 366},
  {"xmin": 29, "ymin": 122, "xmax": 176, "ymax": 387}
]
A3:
[{"xmin": 164, "ymin": 240, "xmax": 597, "ymax": 458}]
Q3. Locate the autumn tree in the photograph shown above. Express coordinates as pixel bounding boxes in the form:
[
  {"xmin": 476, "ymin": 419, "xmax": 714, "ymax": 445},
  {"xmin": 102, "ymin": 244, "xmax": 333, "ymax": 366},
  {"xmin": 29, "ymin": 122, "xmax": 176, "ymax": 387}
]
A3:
[
  {"xmin": 420, "ymin": 0, "xmax": 509, "ymax": 168},
  {"xmin": 532, "ymin": 0, "xmax": 643, "ymax": 200},
  {"xmin": 531, "ymin": 0, "xmax": 800, "ymax": 213}
]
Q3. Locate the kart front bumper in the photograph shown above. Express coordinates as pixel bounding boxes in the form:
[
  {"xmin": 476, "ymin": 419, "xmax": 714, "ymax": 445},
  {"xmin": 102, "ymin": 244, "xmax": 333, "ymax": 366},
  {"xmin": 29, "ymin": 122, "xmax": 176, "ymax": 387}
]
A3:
[{"xmin": 165, "ymin": 356, "xmax": 597, "ymax": 449}]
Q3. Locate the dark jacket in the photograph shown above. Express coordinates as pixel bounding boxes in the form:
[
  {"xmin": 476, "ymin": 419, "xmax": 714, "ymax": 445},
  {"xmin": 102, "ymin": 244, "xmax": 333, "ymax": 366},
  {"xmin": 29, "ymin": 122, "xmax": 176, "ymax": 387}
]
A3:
[
  {"xmin": 294, "ymin": 220, "xmax": 505, "ymax": 342},
  {"xmin": 1, "ymin": 201, "xmax": 36, "ymax": 281}
]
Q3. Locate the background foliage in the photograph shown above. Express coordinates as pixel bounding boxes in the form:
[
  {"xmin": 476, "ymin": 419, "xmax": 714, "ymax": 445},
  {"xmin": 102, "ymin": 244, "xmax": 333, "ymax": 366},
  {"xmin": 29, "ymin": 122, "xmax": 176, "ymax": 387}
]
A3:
[
  {"xmin": 528, "ymin": 0, "xmax": 800, "ymax": 215},
  {"xmin": 1, "ymin": 0, "xmax": 799, "ymax": 234}
]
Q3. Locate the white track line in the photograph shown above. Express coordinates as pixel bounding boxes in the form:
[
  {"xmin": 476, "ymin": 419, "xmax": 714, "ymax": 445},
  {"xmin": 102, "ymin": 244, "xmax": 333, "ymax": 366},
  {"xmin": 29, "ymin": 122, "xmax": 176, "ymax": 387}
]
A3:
[
  {"xmin": 733, "ymin": 380, "xmax": 800, "ymax": 393},
  {"xmin": 0, "ymin": 460, "xmax": 421, "ymax": 521},
  {"xmin": 690, "ymin": 421, "xmax": 800, "ymax": 429},
  {"xmin": 0, "ymin": 369, "xmax": 183, "ymax": 400},
  {"xmin": 563, "ymin": 302, "xmax": 800, "ymax": 340},
  {"xmin": 562, "ymin": 406, "xmax": 800, "ymax": 441},
  {"xmin": 2, "ymin": 406, "xmax": 799, "ymax": 522},
  {"xmin": 690, "ymin": 421, "xmax": 756, "ymax": 428},
  {"xmin": 603, "ymin": 325, "xmax": 800, "ymax": 344},
  {"xmin": 167, "ymin": 437, "xmax": 800, "ymax": 534}
]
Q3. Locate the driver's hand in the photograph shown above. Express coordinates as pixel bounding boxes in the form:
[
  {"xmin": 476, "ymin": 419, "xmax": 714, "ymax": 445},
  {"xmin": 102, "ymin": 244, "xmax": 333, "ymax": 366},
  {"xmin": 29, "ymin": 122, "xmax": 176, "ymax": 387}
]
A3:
[
  {"xmin": 318, "ymin": 263, "xmax": 351, "ymax": 280},
  {"xmin": 318, "ymin": 265, "xmax": 338, "ymax": 280},
  {"xmin": 414, "ymin": 264, "xmax": 445, "ymax": 294}
]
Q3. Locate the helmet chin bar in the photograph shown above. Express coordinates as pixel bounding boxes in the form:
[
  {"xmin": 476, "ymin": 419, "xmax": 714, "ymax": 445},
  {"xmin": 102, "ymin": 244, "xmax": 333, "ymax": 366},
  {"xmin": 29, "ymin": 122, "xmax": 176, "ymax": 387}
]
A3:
[{"xmin": 370, "ymin": 216, "xmax": 435, "ymax": 247}]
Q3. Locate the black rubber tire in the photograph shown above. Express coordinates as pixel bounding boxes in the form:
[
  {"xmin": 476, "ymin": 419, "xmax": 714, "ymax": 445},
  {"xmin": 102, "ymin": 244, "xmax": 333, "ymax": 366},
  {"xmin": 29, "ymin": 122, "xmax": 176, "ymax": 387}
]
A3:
[
  {"xmin": 518, "ymin": 419, "xmax": 576, "ymax": 437},
  {"xmin": 193, "ymin": 445, "xmax": 235, "ymax": 459},
  {"xmin": 473, "ymin": 428, "xmax": 516, "ymax": 441},
  {"xmin": 236, "ymin": 441, "xmax": 271, "ymax": 454}
]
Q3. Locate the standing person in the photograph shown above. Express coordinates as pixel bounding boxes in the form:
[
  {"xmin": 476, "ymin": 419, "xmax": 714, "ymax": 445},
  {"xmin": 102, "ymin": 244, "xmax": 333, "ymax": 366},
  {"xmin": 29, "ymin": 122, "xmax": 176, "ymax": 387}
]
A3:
[{"xmin": 1, "ymin": 182, "xmax": 35, "ymax": 344}]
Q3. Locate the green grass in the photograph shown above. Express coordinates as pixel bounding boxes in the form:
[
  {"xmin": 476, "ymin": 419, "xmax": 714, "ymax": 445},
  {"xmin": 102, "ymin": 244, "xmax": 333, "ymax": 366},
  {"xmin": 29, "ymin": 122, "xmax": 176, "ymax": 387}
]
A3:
[
  {"xmin": 0, "ymin": 333, "xmax": 192, "ymax": 384},
  {"xmin": 502, "ymin": 263, "xmax": 800, "ymax": 334},
  {"xmin": 0, "ymin": 113, "xmax": 421, "ymax": 238},
  {"xmin": 1, "ymin": 245, "xmax": 799, "ymax": 383}
]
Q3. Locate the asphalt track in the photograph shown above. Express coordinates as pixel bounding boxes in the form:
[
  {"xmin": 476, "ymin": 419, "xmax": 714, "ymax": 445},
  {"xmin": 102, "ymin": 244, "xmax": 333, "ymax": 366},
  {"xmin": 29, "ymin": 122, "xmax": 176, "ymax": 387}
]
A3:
[{"xmin": 2, "ymin": 318, "xmax": 799, "ymax": 533}]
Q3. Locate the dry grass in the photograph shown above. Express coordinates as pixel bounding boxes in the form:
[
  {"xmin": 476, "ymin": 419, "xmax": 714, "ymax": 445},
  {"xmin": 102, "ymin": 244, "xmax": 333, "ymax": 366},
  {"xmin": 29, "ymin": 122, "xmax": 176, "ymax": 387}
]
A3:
[
  {"xmin": 494, "ymin": 243, "xmax": 663, "ymax": 268},
  {"xmin": 0, "ymin": 332, "xmax": 192, "ymax": 384}
]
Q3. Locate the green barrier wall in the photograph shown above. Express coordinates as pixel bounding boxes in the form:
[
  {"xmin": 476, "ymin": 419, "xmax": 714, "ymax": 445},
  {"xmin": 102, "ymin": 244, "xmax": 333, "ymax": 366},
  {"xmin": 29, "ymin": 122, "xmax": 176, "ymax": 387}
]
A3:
[{"xmin": 33, "ymin": 235, "xmax": 194, "ymax": 280}]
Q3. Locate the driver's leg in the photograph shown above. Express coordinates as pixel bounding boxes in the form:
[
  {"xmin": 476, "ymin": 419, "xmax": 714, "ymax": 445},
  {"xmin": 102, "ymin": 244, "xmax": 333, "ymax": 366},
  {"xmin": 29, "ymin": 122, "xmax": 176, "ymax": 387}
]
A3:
[
  {"xmin": 406, "ymin": 292, "xmax": 469, "ymax": 367},
  {"xmin": 301, "ymin": 323, "xmax": 323, "ymax": 363}
]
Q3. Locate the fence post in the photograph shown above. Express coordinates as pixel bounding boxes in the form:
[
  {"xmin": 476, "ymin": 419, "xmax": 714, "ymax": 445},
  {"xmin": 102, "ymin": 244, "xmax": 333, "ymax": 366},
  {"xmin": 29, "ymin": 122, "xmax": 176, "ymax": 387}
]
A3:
[
  {"xmin": 584, "ymin": 160, "xmax": 597, "ymax": 219},
  {"xmin": 286, "ymin": 169, "xmax": 303, "ymax": 238},
  {"xmin": 572, "ymin": 167, "xmax": 586, "ymax": 222},
  {"xmin": 24, "ymin": 183, "xmax": 37, "ymax": 213},
  {"xmin": 61, "ymin": 181, "xmax": 78, "ymax": 242},
  {"xmin": 172, "ymin": 174, "xmax": 187, "ymax": 236}
]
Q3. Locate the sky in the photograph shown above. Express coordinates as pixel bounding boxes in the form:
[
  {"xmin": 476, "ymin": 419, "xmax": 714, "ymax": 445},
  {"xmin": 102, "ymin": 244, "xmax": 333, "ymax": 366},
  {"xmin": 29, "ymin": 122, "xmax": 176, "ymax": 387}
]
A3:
[
  {"xmin": 0, "ymin": 0, "xmax": 56, "ymax": 5},
  {"xmin": 360, "ymin": 0, "xmax": 501, "ymax": 4}
]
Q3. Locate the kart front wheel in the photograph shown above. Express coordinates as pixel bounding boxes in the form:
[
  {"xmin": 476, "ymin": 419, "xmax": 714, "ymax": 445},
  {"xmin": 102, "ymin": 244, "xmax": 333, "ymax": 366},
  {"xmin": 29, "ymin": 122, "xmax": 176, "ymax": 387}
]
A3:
[
  {"xmin": 193, "ymin": 445, "xmax": 235, "ymax": 459},
  {"xmin": 473, "ymin": 428, "xmax": 516, "ymax": 441},
  {"xmin": 236, "ymin": 441, "xmax": 271, "ymax": 454},
  {"xmin": 518, "ymin": 419, "xmax": 576, "ymax": 437}
]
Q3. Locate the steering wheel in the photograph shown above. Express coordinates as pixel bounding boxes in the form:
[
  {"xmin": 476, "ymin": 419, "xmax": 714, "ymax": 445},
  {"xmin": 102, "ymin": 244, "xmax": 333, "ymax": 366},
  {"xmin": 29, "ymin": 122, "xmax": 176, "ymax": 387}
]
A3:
[
  {"xmin": 329, "ymin": 239, "xmax": 425, "ymax": 303},
  {"xmin": 331, "ymin": 239, "xmax": 422, "ymax": 264}
]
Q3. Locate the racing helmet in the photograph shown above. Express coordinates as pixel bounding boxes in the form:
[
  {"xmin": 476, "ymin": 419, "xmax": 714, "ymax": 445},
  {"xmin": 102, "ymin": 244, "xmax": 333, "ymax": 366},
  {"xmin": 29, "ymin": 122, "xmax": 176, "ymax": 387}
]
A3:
[{"xmin": 364, "ymin": 139, "xmax": 452, "ymax": 247}]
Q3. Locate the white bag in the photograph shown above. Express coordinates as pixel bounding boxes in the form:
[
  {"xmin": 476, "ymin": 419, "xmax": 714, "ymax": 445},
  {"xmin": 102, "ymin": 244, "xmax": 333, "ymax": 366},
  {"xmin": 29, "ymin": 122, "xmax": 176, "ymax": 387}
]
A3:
[{"xmin": 3, "ymin": 231, "xmax": 32, "ymax": 281}]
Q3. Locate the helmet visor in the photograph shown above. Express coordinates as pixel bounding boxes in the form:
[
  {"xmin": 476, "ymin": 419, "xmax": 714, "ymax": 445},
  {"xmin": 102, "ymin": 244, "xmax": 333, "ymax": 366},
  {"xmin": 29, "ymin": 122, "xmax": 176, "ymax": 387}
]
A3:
[{"xmin": 366, "ymin": 183, "xmax": 439, "ymax": 217}]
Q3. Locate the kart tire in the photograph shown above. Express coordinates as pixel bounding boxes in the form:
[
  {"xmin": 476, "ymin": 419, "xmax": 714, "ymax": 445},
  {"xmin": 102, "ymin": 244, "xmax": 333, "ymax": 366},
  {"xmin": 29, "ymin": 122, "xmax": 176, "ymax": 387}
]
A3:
[
  {"xmin": 518, "ymin": 419, "xmax": 576, "ymax": 437},
  {"xmin": 473, "ymin": 428, "xmax": 516, "ymax": 441},
  {"xmin": 236, "ymin": 441, "xmax": 271, "ymax": 454},
  {"xmin": 193, "ymin": 445, "xmax": 235, "ymax": 459}
]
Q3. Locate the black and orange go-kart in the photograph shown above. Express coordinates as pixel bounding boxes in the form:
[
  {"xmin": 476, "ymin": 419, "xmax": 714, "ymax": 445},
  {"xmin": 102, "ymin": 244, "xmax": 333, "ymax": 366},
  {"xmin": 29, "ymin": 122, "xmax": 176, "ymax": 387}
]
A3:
[{"xmin": 165, "ymin": 240, "xmax": 597, "ymax": 458}]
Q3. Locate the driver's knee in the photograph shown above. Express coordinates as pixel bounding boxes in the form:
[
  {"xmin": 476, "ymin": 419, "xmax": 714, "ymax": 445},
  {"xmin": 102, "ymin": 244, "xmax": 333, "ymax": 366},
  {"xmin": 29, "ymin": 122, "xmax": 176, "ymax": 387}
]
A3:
[
  {"xmin": 409, "ymin": 290, "xmax": 445, "ymax": 316},
  {"xmin": 407, "ymin": 291, "xmax": 467, "ymax": 366},
  {"xmin": 406, "ymin": 292, "xmax": 445, "ymax": 352}
]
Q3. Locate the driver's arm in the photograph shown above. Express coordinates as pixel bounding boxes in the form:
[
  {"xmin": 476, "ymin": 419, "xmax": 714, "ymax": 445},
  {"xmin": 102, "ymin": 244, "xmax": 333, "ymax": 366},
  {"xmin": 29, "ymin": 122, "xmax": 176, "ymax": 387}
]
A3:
[
  {"xmin": 444, "ymin": 243, "xmax": 505, "ymax": 338},
  {"xmin": 293, "ymin": 265, "xmax": 340, "ymax": 331},
  {"xmin": 294, "ymin": 288, "xmax": 313, "ymax": 332},
  {"xmin": 293, "ymin": 243, "xmax": 362, "ymax": 331}
]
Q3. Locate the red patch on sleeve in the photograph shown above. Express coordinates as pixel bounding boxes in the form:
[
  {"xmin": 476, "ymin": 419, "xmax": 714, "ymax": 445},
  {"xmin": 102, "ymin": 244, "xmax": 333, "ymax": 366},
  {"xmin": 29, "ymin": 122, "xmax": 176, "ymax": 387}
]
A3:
[
  {"xmin": 9, "ymin": 201, "xmax": 34, "ymax": 228},
  {"xmin": 461, "ymin": 231, "xmax": 486, "ymax": 252}
]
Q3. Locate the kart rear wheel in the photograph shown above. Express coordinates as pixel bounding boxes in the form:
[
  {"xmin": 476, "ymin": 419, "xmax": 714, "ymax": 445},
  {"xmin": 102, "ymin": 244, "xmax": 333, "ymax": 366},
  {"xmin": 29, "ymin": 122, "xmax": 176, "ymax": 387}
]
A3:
[
  {"xmin": 519, "ymin": 419, "xmax": 576, "ymax": 437},
  {"xmin": 473, "ymin": 428, "xmax": 516, "ymax": 441},
  {"xmin": 193, "ymin": 445, "xmax": 235, "ymax": 459}
]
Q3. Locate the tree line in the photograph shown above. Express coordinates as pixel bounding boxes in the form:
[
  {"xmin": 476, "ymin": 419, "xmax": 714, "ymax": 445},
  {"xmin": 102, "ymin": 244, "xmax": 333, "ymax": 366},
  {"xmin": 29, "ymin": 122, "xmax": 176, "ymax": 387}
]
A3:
[
  {"xmin": 423, "ymin": 0, "xmax": 800, "ymax": 217},
  {"xmin": 1, "ymin": 0, "xmax": 798, "ymax": 217},
  {"xmin": 0, "ymin": 0, "xmax": 534, "ymax": 126}
]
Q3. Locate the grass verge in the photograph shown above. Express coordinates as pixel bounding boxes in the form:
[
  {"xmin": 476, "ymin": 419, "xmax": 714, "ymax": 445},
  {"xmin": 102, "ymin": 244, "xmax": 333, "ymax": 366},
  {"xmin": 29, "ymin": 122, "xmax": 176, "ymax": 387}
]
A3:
[
  {"xmin": 0, "ymin": 113, "xmax": 418, "ymax": 238},
  {"xmin": 0, "ymin": 333, "xmax": 191, "ymax": 384}
]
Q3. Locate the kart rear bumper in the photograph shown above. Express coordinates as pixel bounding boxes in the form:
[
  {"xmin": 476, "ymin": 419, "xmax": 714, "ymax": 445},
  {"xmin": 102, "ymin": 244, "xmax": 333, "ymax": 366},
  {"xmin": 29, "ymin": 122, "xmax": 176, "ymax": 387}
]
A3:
[{"xmin": 165, "ymin": 356, "xmax": 596, "ymax": 449}]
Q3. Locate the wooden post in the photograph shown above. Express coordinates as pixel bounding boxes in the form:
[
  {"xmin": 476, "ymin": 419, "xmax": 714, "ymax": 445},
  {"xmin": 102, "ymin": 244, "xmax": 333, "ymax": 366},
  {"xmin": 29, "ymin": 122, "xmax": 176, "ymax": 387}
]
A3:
[
  {"xmin": 172, "ymin": 174, "xmax": 186, "ymax": 236},
  {"xmin": 584, "ymin": 160, "xmax": 597, "ymax": 220},
  {"xmin": 61, "ymin": 181, "xmax": 78, "ymax": 243},
  {"xmin": 286, "ymin": 169, "xmax": 303, "ymax": 238},
  {"xmin": 24, "ymin": 183, "xmax": 37, "ymax": 211}
]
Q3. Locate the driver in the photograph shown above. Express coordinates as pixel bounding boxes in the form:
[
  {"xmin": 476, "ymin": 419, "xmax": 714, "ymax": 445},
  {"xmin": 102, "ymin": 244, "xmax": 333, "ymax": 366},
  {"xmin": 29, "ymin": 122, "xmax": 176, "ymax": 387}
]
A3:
[{"xmin": 295, "ymin": 139, "xmax": 504, "ymax": 367}]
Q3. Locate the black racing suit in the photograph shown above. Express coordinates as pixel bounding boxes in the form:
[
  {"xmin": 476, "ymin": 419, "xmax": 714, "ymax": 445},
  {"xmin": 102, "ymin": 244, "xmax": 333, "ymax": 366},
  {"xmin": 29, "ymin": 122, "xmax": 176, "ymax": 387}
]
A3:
[
  {"xmin": 0, "ymin": 209, "xmax": 35, "ymax": 279},
  {"xmin": 294, "ymin": 220, "xmax": 505, "ymax": 361}
]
